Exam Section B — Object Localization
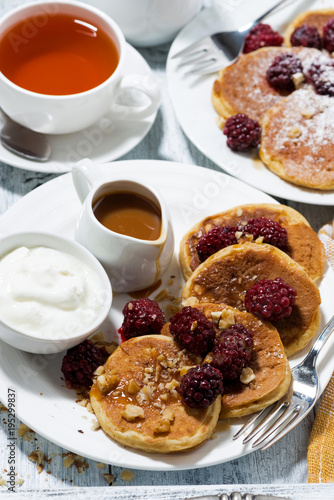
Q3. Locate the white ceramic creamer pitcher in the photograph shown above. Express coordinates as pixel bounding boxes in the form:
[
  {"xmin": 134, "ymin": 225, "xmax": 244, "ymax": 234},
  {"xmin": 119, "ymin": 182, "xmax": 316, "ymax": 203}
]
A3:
[{"xmin": 72, "ymin": 160, "xmax": 174, "ymax": 293}]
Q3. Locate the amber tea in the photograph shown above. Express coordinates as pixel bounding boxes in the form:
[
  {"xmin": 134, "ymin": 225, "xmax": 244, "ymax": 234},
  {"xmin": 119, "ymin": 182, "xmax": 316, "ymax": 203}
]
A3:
[{"xmin": 0, "ymin": 12, "xmax": 119, "ymax": 95}]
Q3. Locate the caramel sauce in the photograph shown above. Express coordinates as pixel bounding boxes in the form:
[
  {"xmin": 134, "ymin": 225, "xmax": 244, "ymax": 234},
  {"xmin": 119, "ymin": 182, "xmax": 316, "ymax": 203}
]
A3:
[
  {"xmin": 129, "ymin": 279, "xmax": 162, "ymax": 299},
  {"xmin": 0, "ymin": 13, "xmax": 119, "ymax": 95},
  {"xmin": 93, "ymin": 192, "xmax": 162, "ymax": 241}
]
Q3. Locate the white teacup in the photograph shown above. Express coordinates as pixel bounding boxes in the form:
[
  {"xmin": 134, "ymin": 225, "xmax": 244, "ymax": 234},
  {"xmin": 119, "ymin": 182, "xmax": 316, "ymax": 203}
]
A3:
[
  {"xmin": 81, "ymin": 0, "xmax": 203, "ymax": 47},
  {"xmin": 0, "ymin": 0, "xmax": 161, "ymax": 134},
  {"xmin": 72, "ymin": 160, "xmax": 174, "ymax": 293}
]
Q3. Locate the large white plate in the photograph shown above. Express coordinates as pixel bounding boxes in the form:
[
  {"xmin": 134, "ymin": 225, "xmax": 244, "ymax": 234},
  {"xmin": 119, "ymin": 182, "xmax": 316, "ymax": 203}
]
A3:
[
  {"xmin": 167, "ymin": 0, "xmax": 334, "ymax": 205},
  {"xmin": 0, "ymin": 45, "xmax": 157, "ymax": 174},
  {"xmin": 0, "ymin": 160, "xmax": 333, "ymax": 471}
]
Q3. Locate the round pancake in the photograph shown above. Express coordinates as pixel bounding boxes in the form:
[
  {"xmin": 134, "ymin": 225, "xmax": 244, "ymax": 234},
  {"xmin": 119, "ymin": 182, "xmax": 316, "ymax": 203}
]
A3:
[
  {"xmin": 212, "ymin": 46, "xmax": 322, "ymax": 123},
  {"xmin": 90, "ymin": 335, "xmax": 221, "ymax": 453},
  {"xmin": 260, "ymin": 87, "xmax": 334, "ymax": 190},
  {"xmin": 179, "ymin": 203, "xmax": 326, "ymax": 282},
  {"xmin": 284, "ymin": 9, "xmax": 334, "ymax": 46},
  {"xmin": 162, "ymin": 303, "xmax": 291, "ymax": 419},
  {"xmin": 181, "ymin": 243, "xmax": 321, "ymax": 357}
]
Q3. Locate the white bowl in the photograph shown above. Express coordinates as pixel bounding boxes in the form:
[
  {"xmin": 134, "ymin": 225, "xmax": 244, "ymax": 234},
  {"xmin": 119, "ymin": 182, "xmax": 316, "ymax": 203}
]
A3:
[{"xmin": 0, "ymin": 232, "xmax": 112, "ymax": 354}]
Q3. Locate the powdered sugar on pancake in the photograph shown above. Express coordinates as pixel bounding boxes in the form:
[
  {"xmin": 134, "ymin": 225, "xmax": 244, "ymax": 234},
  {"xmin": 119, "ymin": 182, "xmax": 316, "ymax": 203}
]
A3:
[{"xmin": 260, "ymin": 87, "xmax": 334, "ymax": 189}]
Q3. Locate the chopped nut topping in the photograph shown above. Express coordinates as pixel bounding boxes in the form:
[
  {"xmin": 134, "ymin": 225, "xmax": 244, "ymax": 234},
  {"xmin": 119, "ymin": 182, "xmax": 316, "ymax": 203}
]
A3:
[
  {"xmin": 121, "ymin": 470, "xmax": 134, "ymax": 481},
  {"xmin": 240, "ymin": 367, "xmax": 256, "ymax": 384},
  {"xmin": 235, "ymin": 231, "xmax": 243, "ymax": 239},
  {"xmin": 144, "ymin": 367, "xmax": 154, "ymax": 374},
  {"xmin": 210, "ymin": 311, "xmax": 222, "ymax": 324},
  {"xmin": 218, "ymin": 309, "xmax": 235, "ymax": 330},
  {"xmin": 127, "ymin": 379, "xmax": 141, "ymax": 394},
  {"xmin": 236, "ymin": 208, "xmax": 243, "ymax": 217},
  {"xmin": 182, "ymin": 296, "xmax": 199, "ymax": 307},
  {"xmin": 121, "ymin": 404, "xmax": 145, "ymax": 421},
  {"xmin": 255, "ymin": 236, "xmax": 264, "ymax": 244},
  {"xmin": 300, "ymin": 107, "xmax": 315, "ymax": 119},
  {"xmin": 245, "ymin": 233, "xmax": 254, "ymax": 241},
  {"xmin": 154, "ymin": 408, "xmax": 175, "ymax": 434},
  {"xmin": 103, "ymin": 473, "xmax": 114, "ymax": 485},
  {"xmin": 190, "ymin": 320, "xmax": 198, "ymax": 331},
  {"xmin": 157, "ymin": 354, "xmax": 166, "ymax": 362},
  {"xmin": 17, "ymin": 423, "xmax": 29, "ymax": 437},
  {"xmin": 165, "ymin": 379, "xmax": 180, "ymax": 391},
  {"xmin": 292, "ymin": 71, "xmax": 305, "ymax": 89},
  {"xmin": 94, "ymin": 365, "xmax": 105, "ymax": 376},
  {"xmin": 287, "ymin": 126, "xmax": 302, "ymax": 139},
  {"xmin": 97, "ymin": 373, "xmax": 119, "ymax": 394}
]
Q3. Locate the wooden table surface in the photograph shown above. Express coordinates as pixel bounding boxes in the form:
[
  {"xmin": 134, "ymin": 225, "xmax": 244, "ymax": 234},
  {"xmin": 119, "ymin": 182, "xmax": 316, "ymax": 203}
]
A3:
[{"xmin": 0, "ymin": 0, "xmax": 334, "ymax": 497}]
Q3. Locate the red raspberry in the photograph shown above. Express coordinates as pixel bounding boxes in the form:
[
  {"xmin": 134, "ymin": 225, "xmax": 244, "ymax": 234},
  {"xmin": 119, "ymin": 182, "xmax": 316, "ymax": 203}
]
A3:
[
  {"xmin": 178, "ymin": 363, "xmax": 224, "ymax": 409},
  {"xmin": 121, "ymin": 298, "xmax": 165, "ymax": 341},
  {"xmin": 61, "ymin": 339, "xmax": 107, "ymax": 389},
  {"xmin": 169, "ymin": 306, "xmax": 216, "ymax": 357},
  {"xmin": 243, "ymin": 23, "xmax": 283, "ymax": 54},
  {"xmin": 290, "ymin": 24, "xmax": 322, "ymax": 49},
  {"xmin": 241, "ymin": 217, "xmax": 288, "ymax": 249},
  {"xmin": 196, "ymin": 225, "xmax": 238, "ymax": 262},
  {"xmin": 223, "ymin": 114, "xmax": 261, "ymax": 152},
  {"xmin": 266, "ymin": 53, "xmax": 303, "ymax": 90},
  {"xmin": 307, "ymin": 59, "xmax": 334, "ymax": 96},
  {"xmin": 245, "ymin": 278, "xmax": 297, "ymax": 321},
  {"xmin": 211, "ymin": 324, "xmax": 254, "ymax": 380},
  {"xmin": 323, "ymin": 18, "xmax": 334, "ymax": 52}
]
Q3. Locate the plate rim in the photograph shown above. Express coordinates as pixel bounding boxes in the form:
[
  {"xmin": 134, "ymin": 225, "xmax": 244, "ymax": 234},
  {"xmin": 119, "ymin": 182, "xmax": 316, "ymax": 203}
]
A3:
[
  {"xmin": 0, "ymin": 159, "xmax": 333, "ymax": 470},
  {"xmin": 166, "ymin": 1, "xmax": 334, "ymax": 206}
]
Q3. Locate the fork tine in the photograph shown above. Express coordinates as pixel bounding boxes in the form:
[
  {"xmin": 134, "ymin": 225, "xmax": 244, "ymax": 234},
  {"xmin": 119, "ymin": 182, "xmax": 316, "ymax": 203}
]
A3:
[
  {"xmin": 177, "ymin": 50, "xmax": 213, "ymax": 68},
  {"xmin": 258, "ymin": 405, "xmax": 302, "ymax": 450},
  {"xmin": 233, "ymin": 403, "xmax": 276, "ymax": 441},
  {"xmin": 171, "ymin": 38, "xmax": 210, "ymax": 59},
  {"xmin": 251, "ymin": 404, "xmax": 300, "ymax": 448},
  {"xmin": 185, "ymin": 60, "xmax": 229, "ymax": 75},
  {"xmin": 242, "ymin": 401, "xmax": 289, "ymax": 444}
]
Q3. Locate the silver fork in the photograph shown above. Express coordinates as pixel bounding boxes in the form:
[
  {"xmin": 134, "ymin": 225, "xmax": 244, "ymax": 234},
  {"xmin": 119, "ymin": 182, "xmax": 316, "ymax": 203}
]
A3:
[
  {"xmin": 233, "ymin": 313, "xmax": 334, "ymax": 450},
  {"xmin": 172, "ymin": 0, "xmax": 298, "ymax": 75}
]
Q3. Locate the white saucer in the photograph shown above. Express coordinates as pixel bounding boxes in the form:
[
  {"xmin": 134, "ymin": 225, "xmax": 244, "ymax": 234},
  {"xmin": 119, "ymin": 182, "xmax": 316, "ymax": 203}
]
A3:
[
  {"xmin": 167, "ymin": 0, "xmax": 334, "ymax": 205},
  {"xmin": 0, "ymin": 44, "xmax": 158, "ymax": 173},
  {"xmin": 0, "ymin": 160, "xmax": 333, "ymax": 470}
]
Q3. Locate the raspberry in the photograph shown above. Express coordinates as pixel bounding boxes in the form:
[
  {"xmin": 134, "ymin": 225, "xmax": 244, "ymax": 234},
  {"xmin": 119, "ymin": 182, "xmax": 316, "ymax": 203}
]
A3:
[
  {"xmin": 243, "ymin": 23, "xmax": 283, "ymax": 54},
  {"xmin": 223, "ymin": 114, "xmax": 261, "ymax": 152},
  {"xmin": 307, "ymin": 60, "xmax": 334, "ymax": 96},
  {"xmin": 61, "ymin": 339, "xmax": 107, "ymax": 389},
  {"xmin": 211, "ymin": 324, "xmax": 254, "ymax": 380},
  {"xmin": 245, "ymin": 278, "xmax": 297, "ymax": 321},
  {"xmin": 169, "ymin": 306, "xmax": 215, "ymax": 357},
  {"xmin": 290, "ymin": 24, "xmax": 322, "ymax": 49},
  {"xmin": 121, "ymin": 298, "xmax": 165, "ymax": 341},
  {"xmin": 242, "ymin": 217, "xmax": 288, "ymax": 249},
  {"xmin": 196, "ymin": 225, "xmax": 238, "ymax": 262},
  {"xmin": 266, "ymin": 53, "xmax": 303, "ymax": 90},
  {"xmin": 178, "ymin": 363, "xmax": 224, "ymax": 409},
  {"xmin": 322, "ymin": 18, "xmax": 334, "ymax": 52}
]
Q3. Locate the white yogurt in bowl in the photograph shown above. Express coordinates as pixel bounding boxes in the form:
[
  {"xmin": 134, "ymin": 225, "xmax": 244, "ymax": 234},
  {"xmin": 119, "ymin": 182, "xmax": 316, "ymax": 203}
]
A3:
[{"xmin": 0, "ymin": 232, "xmax": 112, "ymax": 354}]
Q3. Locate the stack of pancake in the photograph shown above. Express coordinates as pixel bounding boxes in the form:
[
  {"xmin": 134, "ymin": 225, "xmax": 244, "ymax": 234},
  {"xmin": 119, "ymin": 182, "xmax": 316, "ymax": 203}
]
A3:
[
  {"xmin": 89, "ymin": 202, "xmax": 325, "ymax": 454},
  {"xmin": 212, "ymin": 9, "xmax": 334, "ymax": 190},
  {"xmin": 178, "ymin": 202, "xmax": 325, "ymax": 414}
]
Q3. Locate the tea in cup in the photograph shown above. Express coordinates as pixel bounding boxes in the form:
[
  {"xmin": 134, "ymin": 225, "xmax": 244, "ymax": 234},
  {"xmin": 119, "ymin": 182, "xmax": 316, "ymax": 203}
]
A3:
[
  {"xmin": 72, "ymin": 160, "xmax": 174, "ymax": 293},
  {"xmin": 0, "ymin": 0, "xmax": 161, "ymax": 134}
]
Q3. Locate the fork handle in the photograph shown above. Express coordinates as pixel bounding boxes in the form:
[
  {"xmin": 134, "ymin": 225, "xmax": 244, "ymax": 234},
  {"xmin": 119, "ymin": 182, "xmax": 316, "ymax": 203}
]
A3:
[
  {"xmin": 301, "ymin": 314, "xmax": 334, "ymax": 369},
  {"xmin": 254, "ymin": 0, "xmax": 298, "ymax": 26}
]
